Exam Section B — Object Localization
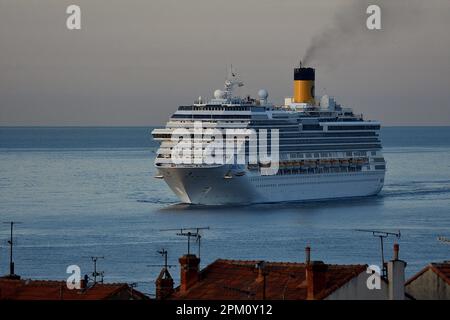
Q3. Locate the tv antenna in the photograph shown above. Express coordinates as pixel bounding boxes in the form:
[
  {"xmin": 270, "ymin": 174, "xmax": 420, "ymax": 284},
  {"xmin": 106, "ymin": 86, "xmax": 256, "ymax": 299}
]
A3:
[
  {"xmin": 160, "ymin": 227, "xmax": 210, "ymax": 259},
  {"xmin": 90, "ymin": 256, "xmax": 105, "ymax": 284},
  {"xmin": 3, "ymin": 221, "xmax": 22, "ymax": 278},
  {"xmin": 355, "ymin": 229, "xmax": 401, "ymax": 278},
  {"xmin": 147, "ymin": 249, "xmax": 176, "ymax": 270}
]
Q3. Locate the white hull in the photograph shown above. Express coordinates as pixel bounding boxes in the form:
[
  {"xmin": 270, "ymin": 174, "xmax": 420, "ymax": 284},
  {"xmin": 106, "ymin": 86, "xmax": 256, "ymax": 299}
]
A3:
[{"xmin": 157, "ymin": 165, "xmax": 385, "ymax": 205}]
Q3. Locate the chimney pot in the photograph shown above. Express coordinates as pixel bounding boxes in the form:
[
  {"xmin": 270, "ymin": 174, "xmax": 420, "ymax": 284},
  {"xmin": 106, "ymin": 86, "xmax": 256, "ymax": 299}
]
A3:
[
  {"xmin": 393, "ymin": 243, "xmax": 399, "ymax": 260},
  {"xmin": 305, "ymin": 246, "xmax": 311, "ymax": 264}
]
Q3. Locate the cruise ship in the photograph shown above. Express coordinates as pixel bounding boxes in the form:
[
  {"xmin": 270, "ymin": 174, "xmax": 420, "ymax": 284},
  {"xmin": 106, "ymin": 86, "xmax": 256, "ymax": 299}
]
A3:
[{"xmin": 151, "ymin": 64, "xmax": 386, "ymax": 205}]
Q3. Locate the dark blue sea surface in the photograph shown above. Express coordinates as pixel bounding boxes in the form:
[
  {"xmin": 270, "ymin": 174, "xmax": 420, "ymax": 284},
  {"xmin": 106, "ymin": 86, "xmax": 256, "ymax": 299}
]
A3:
[{"xmin": 0, "ymin": 126, "xmax": 449, "ymax": 295}]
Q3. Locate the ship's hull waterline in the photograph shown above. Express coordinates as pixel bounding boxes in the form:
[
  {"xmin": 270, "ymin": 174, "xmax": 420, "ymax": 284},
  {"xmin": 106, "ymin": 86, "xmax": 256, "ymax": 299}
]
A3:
[{"xmin": 157, "ymin": 166, "xmax": 385, "ymax": 205}]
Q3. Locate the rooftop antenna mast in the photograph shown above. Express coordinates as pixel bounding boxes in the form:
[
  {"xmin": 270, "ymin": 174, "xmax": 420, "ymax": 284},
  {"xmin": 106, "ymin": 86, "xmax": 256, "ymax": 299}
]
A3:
[
  {"xmin": 159, "ymin": 249, "xmax": 169, "ymax": 269},
  {"xmin": 224, "ymin": 65, "xmax": 243, "ymax": 101},
  {"xmin": 3, "ymin": 221, "xmax": 22, "ymax": 278},
  {"xmin": 355, "ymin": 229, "xmax": 401, "ymax": 278},
  {"xmin": 147, "ymin": 249, "xmax": 176, "ymax": 269},
  {"xmin": 90, "ymin": 256, "xmax": 105, "ymax": 284},
  {"xmin": 160, "ymin": 227, "xmax": 210, "ymax": 259}
]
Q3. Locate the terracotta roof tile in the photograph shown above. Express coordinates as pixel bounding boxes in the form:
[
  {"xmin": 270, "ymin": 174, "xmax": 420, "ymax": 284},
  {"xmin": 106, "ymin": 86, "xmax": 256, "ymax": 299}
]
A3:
[
  {"xmin": 0, "ymin": 278, "xmax": 148, "ymax": 300},
  {"xmin": 170, "ymin": 259, "xmax": 366, "ymax": 300}
]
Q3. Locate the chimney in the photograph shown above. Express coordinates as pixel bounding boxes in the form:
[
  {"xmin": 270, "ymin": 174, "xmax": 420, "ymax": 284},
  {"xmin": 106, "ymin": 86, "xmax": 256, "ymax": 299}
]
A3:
[
  {"xmin": 293, "ymin": 66, "xmax": 315, "ymax": 104},
  {"xmin": 305, "ymin": 247, "xmax": 328, "ymax": 300},
  {"xmin": 305, "ymin": 246, "xmax": 311, "ymax": 264},
  {"xmin": 306, "ymin": 261, "xmax": 328, "ymax": 300},
  {"xmin": 387, "ymin": 243, "xmax": 406, "ymax": 300},
  {"xmin": 393, "ymin": 243, "xmax": 399, "ymax": 260},
  {"xmin": 179, "ymin": 254, "xmax": 200, "ymax": 293},
  {"xmin": 255, "ymin": 261, "xmax": 267, "ymax": 300},
  {"xmin": 155, "ymin": 268, "xmax": 174, "ymax": 300},
  {"xmin": 80, "ymin": 274, "xmax": 88, "ymax": 290}
]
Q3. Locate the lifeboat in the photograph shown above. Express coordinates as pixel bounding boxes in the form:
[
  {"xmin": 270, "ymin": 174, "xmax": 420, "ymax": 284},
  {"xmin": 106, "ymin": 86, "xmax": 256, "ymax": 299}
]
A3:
[
  {"xmin": 340, "ymin": 159, "xmax": 349, "ymax": 166},
  {"xmin": 323, "ymin": 159, "xmax": 331, "ymax": 167},
  {"xmin": 259, "ymin": 162, "xmax": 271, "ymax": 168},
  {"xmin": 331, "ymin": 159, "xmax": 340, "ymax": 167},
  {"xmin": 247, "ymin": 163, "xmax": 259, "ymax": 170},
  {"xmin": 224, "ymin": 171, "xmax": 233, "ymax": 179},
  {"xmin": 309, "ymin": 160, "xmax": 317, "ymax": 168}
]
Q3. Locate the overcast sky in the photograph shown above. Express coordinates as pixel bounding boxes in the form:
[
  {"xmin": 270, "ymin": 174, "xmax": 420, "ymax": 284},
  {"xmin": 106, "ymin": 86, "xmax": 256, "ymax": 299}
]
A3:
[{"xmin": 1, "ymin": 0, "xmax": 449, "ymax": 126}]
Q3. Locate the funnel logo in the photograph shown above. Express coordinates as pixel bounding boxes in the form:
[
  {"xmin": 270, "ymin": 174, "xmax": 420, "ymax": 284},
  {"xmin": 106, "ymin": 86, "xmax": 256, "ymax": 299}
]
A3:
[{"xmin": 170, "ymin": 121, "xmax": 279, "ymax": 176}]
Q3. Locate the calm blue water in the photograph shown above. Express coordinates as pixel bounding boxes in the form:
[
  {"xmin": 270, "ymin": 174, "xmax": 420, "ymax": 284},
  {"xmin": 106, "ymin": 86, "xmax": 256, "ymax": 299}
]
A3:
[{"xmin": 0, "ymin": 127, "xmax": 450, "ymax": 296}]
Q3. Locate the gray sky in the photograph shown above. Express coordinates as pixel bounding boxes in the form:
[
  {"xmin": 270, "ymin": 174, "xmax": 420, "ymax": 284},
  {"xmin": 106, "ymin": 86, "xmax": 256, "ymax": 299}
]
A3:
[{"xmin": 1, "ymin": 0, "xmax": 449, "ymax": 126}]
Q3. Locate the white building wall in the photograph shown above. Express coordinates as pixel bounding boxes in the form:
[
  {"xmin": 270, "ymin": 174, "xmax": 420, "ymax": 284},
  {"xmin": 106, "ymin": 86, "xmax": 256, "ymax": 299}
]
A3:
[
  {"xmin": 406, "ymin": 269, "xmax": 450, "ymax": 300},
  {"xmin": 326, "ymin": 272, "xmax": 389, "ymax": 300}
]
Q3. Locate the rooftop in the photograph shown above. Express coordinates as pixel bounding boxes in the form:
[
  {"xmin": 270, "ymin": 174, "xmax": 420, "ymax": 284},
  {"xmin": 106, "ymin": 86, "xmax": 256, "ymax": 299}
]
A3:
[
  {"xmin": 406, "ymin": 261, "xmax": 450, "ymax": 286},
  {"xmin": 170, "ymin": 259, "xmax": 366, "ymax": 300},
  {"xmin": 0, "ymin": 278, "xmax": 149, "ymax": 300}
]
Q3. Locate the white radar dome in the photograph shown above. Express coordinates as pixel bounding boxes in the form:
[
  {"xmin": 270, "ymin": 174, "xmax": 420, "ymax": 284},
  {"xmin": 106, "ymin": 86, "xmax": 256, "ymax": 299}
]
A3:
[
  {"xmin": 214, "ymin": 89, "xmax": 225, "ymax": 99},
  {"xmin": 258, "ymin": 89, "xmax": 269, "ymax": 100}
]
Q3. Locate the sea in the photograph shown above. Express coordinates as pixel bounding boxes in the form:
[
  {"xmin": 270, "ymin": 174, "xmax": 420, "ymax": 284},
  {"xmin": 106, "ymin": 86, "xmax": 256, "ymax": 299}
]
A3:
[{"xmin": 0, "ymin": 126, "xmax": 449, "ymax": 296}]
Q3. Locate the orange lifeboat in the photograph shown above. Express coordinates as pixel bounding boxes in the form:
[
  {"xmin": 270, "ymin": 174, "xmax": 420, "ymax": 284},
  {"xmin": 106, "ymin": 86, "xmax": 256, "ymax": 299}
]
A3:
[{"xmin": 331, "ymin": 159, "xmax": 340, "ymax": 167}]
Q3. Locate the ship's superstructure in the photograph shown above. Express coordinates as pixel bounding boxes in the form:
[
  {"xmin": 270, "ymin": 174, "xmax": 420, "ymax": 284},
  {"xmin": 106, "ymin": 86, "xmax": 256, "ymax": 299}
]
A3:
[{"xmin": 151, "ymin": 64, "xmax": 386, "ymax": 205}]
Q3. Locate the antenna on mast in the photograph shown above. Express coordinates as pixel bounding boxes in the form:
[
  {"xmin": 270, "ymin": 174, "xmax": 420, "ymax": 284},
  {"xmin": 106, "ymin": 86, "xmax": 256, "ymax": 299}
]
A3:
[
  {"xmin": 355, "ymin": 229, "xmax": 401, "ymax": 278},
  {"xmin": 147, "ymin": 249, "xmax": 176, "ymax": 269},
  {"xmin": 90, "ymin": 256, "xmax": 105, "ymax": 284},
  {"xmin": 224, "ymin": 65, "xmax": 243, "ymax": 101},
  {"xmin": 3, "ymin": 221, "xmax": 22, "ymax": 279},
  {"xmin": 160, "ymin": 227, "xmax": 210, "ymax": 260}
]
